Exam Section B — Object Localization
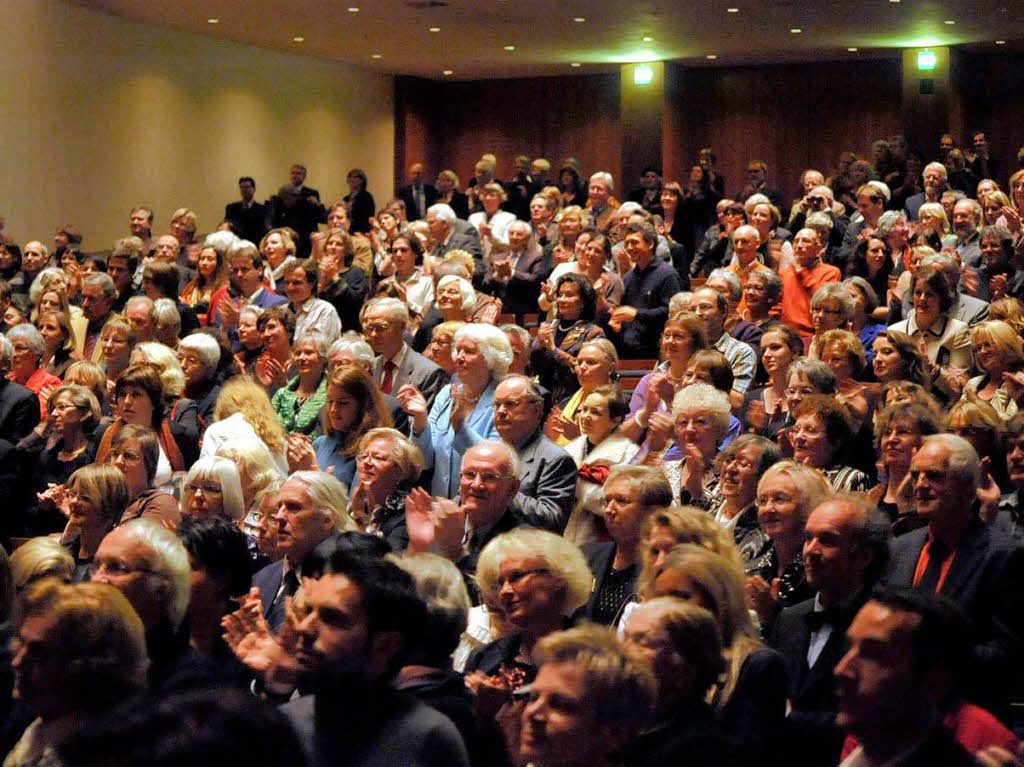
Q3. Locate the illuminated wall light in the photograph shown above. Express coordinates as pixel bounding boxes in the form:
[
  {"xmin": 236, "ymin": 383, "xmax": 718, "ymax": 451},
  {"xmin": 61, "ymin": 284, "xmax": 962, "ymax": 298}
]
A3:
[
  {"xmin": 442, "ymin": 69, "xmax": 453, "ymax": 75},
  {"xmin": 917, "ymin": 50, "xmax": 937, "ymax": 70},
  {"xmin": 706, "ymin": 54, "xmax": 717, "ymax": 59},
  {"xmin": 996, "ymin": 40, "xmax": 1006, "ymax": 45},
  {"xmin": 570, "ymin": 62, "xmax": 581, "ymax": 67},
  {"xmin": 371, "ymin": 53, "xmax": 382, "ymax": 59},
  {"xmin": 848, "ymin": 47, "xmax": 858, "ymax": 52},
  {"xmin": 642, "ymin": 35, "xmax": 654, "ymax": 42},
  {"xmin": 504, "ymin": 45, "xmax": 516, "ymax": 51},
  {"xmin": 347, "ymin": 6, "xmax": 360, "ymax": 12},
  {"xmin": 573, "ymin": 17, "xmax": 586, "ymax": 22},
  {"xmin": 429, "ymin": 26, "xmax": 441, "ymax": 32},
  {"xmin": 207, "ymin": 18, "xmax": 219, "ymax": 24},
  {"xmin": 633, "ymin": 64, "xmax": 654, "ymax": 85},
  {"xmin": 790, "ymin": 28, "xmax": 802, "ymax": 34},
  {"xmin": 727, "ymin": 7, "xmax": 739, "ymax": 12},
  {"xmin": 293, "ymin": 36, "xmax": 305, "ymax": 42},
  {"xmin": 943, "ymin": 19, "xmax": 956, "ymax": 24}
]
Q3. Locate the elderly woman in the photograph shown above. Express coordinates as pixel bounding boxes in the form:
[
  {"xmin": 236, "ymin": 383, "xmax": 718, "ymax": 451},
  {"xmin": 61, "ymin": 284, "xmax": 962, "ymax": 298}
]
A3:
[
  {"xmin": 10, "ymin": 537, "xmax": 74, "ymax": 592},
  {"xmin": 563, "ymin": 386, "xmax": 638, "ymax": 544},
  {"xmin": 152, "ymin": 299, "xmax": 182, "ymax": 349},
  {"xmin": 271, "ymin": 331, "xmax": 329, "ymax": 437},
  {"xmin": 466, "ymin": 527, "xmax": 592, "ymax": 690},
  {"xmin": 623, "ymin": 313, "xmax": 707, "ymax": 444},
  {"xmin": 807, "ymin": 283, "xmax": 853, "ymax": 359},
  {"xmin": 977, "ymin": 225, "xmax": 1021, "ymax": 303},
  {"xmin": 469, "ymin": 182, "xmax": 516, "ymax": 262},
  {"xmin": 399, "ymin": 324, "xmax": 511, "ymax": 498},
  {"xmin": 576, "ymin": 466, "xmax": 672, "ymax": 626},
  {"xmin": 743, "ymin": 323, "xmax": 803, "ymax": 438},
  {"xmin": 424, "ymin": 320, "xmax": 465, "ymax": 377},
  {"xmin": 531, "ymin": 273, "xmax": 606, "ymax": 404},
  {"xmin": 177, "ymin": 332, "xmax": 223, "ymax": 425},
  {"xmin": 201, "ymin": 376, "xmax": 289, "ymax": 476},
  {"xmin": 649, "ymin": 384, "xmax": 731, "ymax": 508},
  {"xmin": 35, "ymin": 310, "xmax": 79, "ymax": 377},
  {"xmin": 107, "ymin": 424, "xmax": 182, "ymax": 528},
  {"xmin": 317, "ymin": 229, "xmax": 370, "ymax": 333},
  {"xmin": 963, "ymin": 320, "xmax": 1024, "ymax": 420},
  {"xmin": 788, "ymin": 395, "xmax": 869, "ymax": 492},
  {"xmin": 433, "ymin": 274, "xmax": 477, "ymax": 327},
  {"xmin": 255, "ymin": 306, "xmax": 295, "ymax": 394},
  {"xmin": 814, "ymin": 328, "xmax": 872, "ymax": 429},
  {"xmin": 7, "ymin": 324, "xmax": 62, "ymax": 419},
  {"xmin": 740, "ymin": 265, "xmax": 782, "ymax": 328},
  {"xmin": 888, "ymin": 265, "xmax": 972, "ymax": 396},
  {"xmin": 546, "ymin": 338, "xmax": 619, "ymax": 446},
  {"xmin": 233, "ymin": 304, "xmax": 264, "ymax": 375},
  {"xmin": 709, "ymin": 435, "xmax": 781, "ymax": 565},
  {"xmin": 181, "ymin": 456, "xmax": 246, "ymax": 523},
  {"xmin": 871, "ymin": 329, "xmax": 931, "ymax": 388},
  {"xmin": 641, "ymin": 543, "xmax": 787, "ymax": 759},
  {"xmin": 843, "ymin": 276, "xmax": 888, "ymax": 361},
  {"xmin": 348, "ymin": 427, "xmax": 423, "ymax": 551},
  {"xmin": 747, "ymin": 460, "xmax": 831, "ymax": 628},
  {"xmin": 868, "ymin": 403, "xmax": 941, "ymax": 531},
  {"xmin": 58, "ymin": 464, "xmax": 129, "ymax": 581}
]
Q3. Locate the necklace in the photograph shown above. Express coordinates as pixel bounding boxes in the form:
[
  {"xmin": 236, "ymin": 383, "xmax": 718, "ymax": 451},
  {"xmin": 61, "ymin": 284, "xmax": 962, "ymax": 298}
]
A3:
[{"xmin": 557, "ymin": 319, "xmax": 581, "ymax": 333}]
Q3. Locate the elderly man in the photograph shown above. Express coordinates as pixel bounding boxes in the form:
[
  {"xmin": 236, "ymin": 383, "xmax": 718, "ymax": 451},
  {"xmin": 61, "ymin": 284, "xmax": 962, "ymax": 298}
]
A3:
[
  {"xmin": 771, "ymin": 494, "xmax": 891, "ymax": 767},
  {"xmin": 787, "ymin": 170, "xmax": 827, "ymax": 227},
  {"xmin": 80, "ymin": 273, "xmax": 119, "ymax": 363},
  {"xmin": 725, "ymin": 224, "xmax": 764, "ymax": 309},
  {"xmin": 426, "ymin": 203, "xmax": 483, "ymax": 277},
  {"xmin": 398, "ymin": 162, "xmax": 440, "ymax": 221},
  {"xmin": 789, "ymin": 185, "xmax": 849, "ymax": 262},
  {"xmin": 482, "ymin": 219, "xmax": 544, "ymax": 320},
  {"xmin": 493, "ymin": 374, "xmax": 575, "ymax": 532},
  {"xmin": 363, "ymin": 297, "xmax": 445, "ymax": 406},
  {"xmin": 834, "ymin": 588, "xmax": 978, "ymax": 767},
  {"xmin": 21, "ymin": 241, "xmax": 51, "ymax": 289},
  {"xmin": 588, "ymin": 172, "xmax": 617, "ymax": 233},
  {"xmin": 280, "ymin": 550, "xmax": 469, "ymax": 767},
  {"xmin": 607, "ymin": 221, "xmax": 683, "ymax": 359},
  {"xmin": 92, "ymin": 519, "xmax": 221, "ymax": 693},
  {"xmin": 884, "ymin": 435, "xmax": 1024, "ymax": 718},
  {"xmin": 224, "ymin": 176, "xmax": 267, "ymax": 245},
  {"xmin": 152, "ymin": 233, "xmax": 196, "ymax": 293},
  {"xmin": 252, "ymin": 471, "xmax": 356, "ymax": 633},
  {"xmin": 737, "ymin": 160, "xmax": 784, "ymax": 211},
  {"xmin": 282, "ymin": 259, "xmax": 341, "ymax": 345},
  {"xmin": 129, "ymin": 206, "xmax": 153, "ymax": 253},
  {"xmin": 125, "ymin": 295, "xmax": 157, "ymax": 343},
  {"xmin": 952, "ymin": 198, "xmax": 983, "ymax": 269},
  {"xmin": 905, "ymin": 161, "xmax": 949, "ymax": 221},
  {"xmin": 781, "ymin": 228, "xmax": 841, "ymax": 343}
]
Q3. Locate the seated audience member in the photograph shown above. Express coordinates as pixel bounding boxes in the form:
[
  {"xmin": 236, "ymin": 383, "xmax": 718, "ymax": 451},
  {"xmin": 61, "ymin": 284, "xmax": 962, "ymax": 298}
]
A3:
[
  {"xmin": 962, "ymin": 320, "xmax": 1024, "ymax": 420},
  {"xmin": 141, "ymin": 261, "xmax": 200, "ymax": 336},
  {"xmin": 152, "ymin": 298, "xmax": 182, "ymax": 348},
  {"xmin": 363, "ymin": 297, "xmax": 445, "ymax": 406},
  {"xmin": 6, "ymin": 580, "xmax": 147, "ymax": 767},
  {"xmin": 98, "ymin": 314, "xmax": 136, "ymax": 392},
  {"xmin": 546, "ymin": 337, "xmax": 620, "ymax": 446},
  {"xmin": 124, "ymin": 295, "xmax": 157, "ymax": 343},
  {"xmin": 996, "ymin": 413, "xmax": 1024, "ymax": 541},
  {"xmin": 789, "ymin": 395, "xmax": 869, "ymax": 492},
  {"xmin": 276, "ymin": 551, "xmax": 471, "ymax": 767},
  {"xmin": 200, "ymin": 376, "xmax": 289, "ymax": 476},
  {"xmin": 621, "ymin": 600, "xmax": 741, "ymax": 767},
  {"xmin": 744, "ymin": 323, "xmax": 803, "ymax": 439},
  {"xmin": 769, "ymin": 494, "xmax": 891, "ymax": 767},
  {"xmin": 807, "ymin": 283, "xmax": 853, "ymax": 360},
  {"xmin": 179, "ymin": 239, "xmax": 229, "ymax": 318},
  {"xmin": 780, "ymin": 228, "xmax": 842, "ymax": 344},
  {"xmin": 563, "ymin": 386, "xmax": 639, "ymax": 544},
  {"xmin": 254, "ymin": 305, "xmax": 294, "ymax": 395},
  {"xmin": 423, "ymin": 319, "xmax": 464, "ymax": 378},
  {"xmin": 252, "ymin": 471, "xmax": 356, "ymax": 633},
  {"xmin": 106, "ymin": 424, "xmax": 181, "ymax": 527},
  {"xmin": 691, "ymin": 285, "xmax": 756, "ymax": 404},
  {"xmin": 318, "ymin": 229, "xmax": 370, "ymax": 332},
  {"xmin": 711, "ymin": 435, "xmax": 782, "ymax": 563},
  {"xmin": 606, "ymin": 222, "xmax": 684, "ymax": 359},
  {"xmin": 976, "ymin": 225, "xmax": 1023, "ymax": 302},
  {"xmin": 259, "ymin": 228, "xmax": 297, "ymax": 290},
  {"xmin": 871, "ymin": 328, "xmax": 932, "ymax": 388},
  {"xmin": 59, "ymin": 463, "xmax": 130, "ymax": 582},
  {"xmin": 815, "ymin": 329, "xmax": 873, "ymax": 426},
  {"xmin": 280, "ymin": 258, "xmax": 341, "ymax": 345},
  {"xmin": 233, "ymin": 304, "xmax": 264, "ymax": 374},
  {"xmin": 577, "ymin": 232, "xmax": 626, "ymax": 318},
  {"xmin": 79, "ymin": 273, "xmax": 120, "ymax": 364},
  {"xmin": 36, "ymin": 310, "xmax": 79, "ymax": 377},
  {"xmin": 493, "ymin": 374, "xmax": 576, "ymax": 532},
  {"xmin": 181, "ymin": 456, "xmax": 245, "ymax": 523},
  {"xmin": 177, "ymin": 333, "xmax": 223, "ymax": 426},
  {"xmin": 576, "ymin": 465, "xmax": 672, "ymax": 625},
  {"xmin": 7, "ymin": 325, "xmax": 61, "ymax": 421},
  {"xmin": 705, "ymin": 268, "xmax": 763, "ymax": 351},
  {"xmin": 641, "ymin": 543, "xmax": 788, "ymax": 760},
  {"xmin": 271, "ymin": 331, "xmax": 329, "ymax": 438},
  {"xmin": 884, "ymin": 435, "xmax": 1024, "ymax": 717},
  {"xmin": 519, "ymin": 625, "xmax": 655, "ymax": 767},
  {"xmin": 91, "ymin": 519, "xmax": 222, "ymax": 693},
  {"xmin": 399, "ymin": 324, "xmax": 510, "ymax": 498},
  {"xmin": 10, "ymin": 537, "xmax": 74, "ymax": 593},
  {"xmin": 869, "ymin": 403, "xmax": 942, "ymax": 532},
  {"xmin": 532, "ymin": 273, "xmax": 607, "ymax": 405},
  {"xmin": 843, "ymin": 277, "xmax": 888, "ymax": 360},
  {"xmin": 846, "ymin": 236, "xmax": 893, "ymax": 316},
  {"xmin": 740, "ymin": 265, "xmax": 783, "ymax": 329}
]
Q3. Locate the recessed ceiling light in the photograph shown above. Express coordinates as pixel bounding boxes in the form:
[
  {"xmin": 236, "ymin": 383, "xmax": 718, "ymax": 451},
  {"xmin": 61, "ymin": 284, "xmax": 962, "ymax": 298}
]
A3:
[
  {"xmin": 207, "ymin": 18, "xmax": 219, "ymax": 24},
  {"xmin": 570, "ymin": 62, "xmax": 581, "ymax": 67},
  {"xmin": 889, "ymin": 0, "xmax": 900, "ymax": 4},
  {"xmin": 573, "ymin": 16, "xmax": 586, "ymax": 23},
  {"xmin": 727, "ymin": 7, "xmax": 739, "ymax": 12},
  {"xmin": 642, "ymin": 35, "xmax": 654, "ymax": 42},
  {"xmin": 943, "ymin": 19, "xmax": 955, "ymax": 24},
  {"xmin": 848, "ymin": 47, "xmax": 858, "ymax": 51},
  {"xmin": 790, "ymin": 28, "xmax": 802, "ymax": 33},
  {"xmin": 442, "ymin": 69, "xmax": 453, "ymax": 75},
  {"xmin": 371, "ymin": 53, "xmax": 382, "ymax": 59},
  {"xmin": 706, "ymin": 54, "xmax": 717, "ymax": 59},
  {"xmin": 996, "ymin": 39, "xmax": 1006, "ymax": 44},
  {"xmin": 293, "ymin": 36, "xmax": 304, "ymax": 42},
  {"xmin": 504, "ymin": 45, "xmax": 515, "ymax": 51},
  {"xmin": 347, "ymin": 6, "xmax": 359, "ymax": 12},
  {"xmin": 429, "ymin": 26, "xmax": 441, "ymax": 32}
]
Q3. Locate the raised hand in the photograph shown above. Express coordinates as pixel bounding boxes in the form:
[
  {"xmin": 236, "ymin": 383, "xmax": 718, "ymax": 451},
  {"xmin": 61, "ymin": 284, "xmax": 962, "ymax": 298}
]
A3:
[
  {"xmin": 396, "ymin": 384, "xmax": 429, "ymax": 434},
  {"xmin": 256, "ymin": 353, "xmax": 289, "ymax": 390},
  {"xmin": 285, "ymin": 433, "xmax": 317, "ymax": 472}
]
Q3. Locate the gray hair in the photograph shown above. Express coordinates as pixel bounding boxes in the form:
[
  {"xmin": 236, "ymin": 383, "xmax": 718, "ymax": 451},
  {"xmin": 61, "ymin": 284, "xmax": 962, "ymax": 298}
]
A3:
[
  {"xmin": 810, "ymin": 185, "xmax": 835, "ymax": 203},
  {"xmin": 7, "ymin": 324, "xmax": 46, "ymax": 361},
  {"xmin": 843, "ymin": 277, "xmax": 880, "ymax": 315},
  {"xmin": 453, "ymin": 324, "xmax": 513, "ymax": 378},
  {"xmin": 500, "ymin": 323, "xmax": 531, "ymax": 350},
  {"xmin": 287, "ymin": 470, "xmax": 357, "ymax": 532},
  {"xmin": 0, "ymin": 335, "xmax": 14, "ymax": 370},
  {"xmin": 203, "ymin": 229, "xmax": 238, "ymax": 253},
  {"xmin": 747, "ymin": 265, "xmax": 782, "ymax": 303},
  {"xmin": 153, "ymin": 298, "xmax": 181, "ymax": 335},
  {"xmin": 182, "ymin": 457, "xmax": 246, "ymax": 522},
  {"xmin": 758, "ymin": 460, "xmax": 832, "ymax": 521},
  {"xmin": 671, "ymin": 383, "xmax": 731, "ymax": 440},
  {"xmin": 125, "ymin": 295, "xmax": 155, "ymax": 318},
  {"xmin": 239, "ymin": 304, "xmax": 263, "ymax": 323},
  {"xmin": 362, "ymin": 296, "xmax": 409, "ymax": 327},
  {"xmin": 805, "ymin": 211, "xmax": 835, "ymax": 231},
  {"xmin": 707, "ymin": 269, "xmax": 742, "ymax": 302},
  {"xmin": 328, "ymin": 331, "xmax": 374, "ymax": 367},
  {"xmin": 426, "ymin": 203, "xmax": 457, "ymax": 225},
  {"xmin": 787, "ymin": 358, "xmax": 837, "ymax": 394},
  {"xmin": 920, "ymin": 434, "xmax": 980, "ymax": 494},
  {"xmin": 589, "ymin": 171, "xmax": 614, "ymax": 193},
  {"xmin": 293, "ymin": 330, "xmax": 331, "ymax": 360},
  {"xmin": 83, "ymin": 272, "xmax": 117, "ymax": 297},
  {"xmin": 811, "ymin": 283, "xmax": 855, "ymax": 324},
  {"xmin": 923, "ymin": 161, "xmax": 948, "ymax": 181},
  {"xmin": 919, "ymin": 252, "xmax": 961, "ymax": 280},
  {"xmin": 178, "ymin": 333, "xmax": 221, "ymax": 372},
  {"xmin": 668, "ymin": 292, "xmax": 693, "ymax": 315},
  {"xmin": 876, "ymin": 210, "xmax": 908, "ymax": 238},
  {"xmin": 113, "ymin": 519, "xmax": 192, "ymax": 630},
  {"xmin": 437, "ymin": 275, "xmax": 477, "ymax": 314}
]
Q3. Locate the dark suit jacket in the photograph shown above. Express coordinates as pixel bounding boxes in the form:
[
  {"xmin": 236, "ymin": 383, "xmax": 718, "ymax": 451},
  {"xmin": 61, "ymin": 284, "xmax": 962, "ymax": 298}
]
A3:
[
  {"xmin": 224, "ymin": 200, "xmax": 268, "ymax": 244},
  {"xmin": 398, "ymin": 183, "xmax": 440, "ymax": 222},
  {"xmin": 434, "ymin": 226, "xmax": 485, "ymax": 286},
  {"xmin": 0, "ymin": 381, "xmax": 40, "ymax": 443},
  {"xmin": 885, "ymin": 519, "xmax": 1024, "ymax": 712},
  {"xmin": 481, "ymin": 248, "xmax": 545, "ymax": 318},
  {"xmin": 252, "ymin": 559, "xmax": 288, "ymax": 630},
  {"xmin": 578, "ymin": 542, "xmax": 637, "ymax": 625},
  {"xmin": 372, "ymin": 345, "xmax": 446, "ymax": 408},
  {"xmin": 508, "ymin": 430, "xmax": 576, "ymax": 532}
]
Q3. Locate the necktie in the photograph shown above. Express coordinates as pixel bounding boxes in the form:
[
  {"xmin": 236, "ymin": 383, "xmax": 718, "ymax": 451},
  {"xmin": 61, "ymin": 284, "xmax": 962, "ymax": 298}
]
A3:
[
  {"xmin": 916, "ymin": 540, "xmax": 949, "ymax": 593},
  {"xmin": 381, "ymin": 360, "xmax": 397, "ymax": 395},
  {"xmin": 805, "ymin": 604, "xmax": 841, "ymax": 631},
  {"xmin": 268, "ymin": 569, "xmax": 300, "ymax": 633}
]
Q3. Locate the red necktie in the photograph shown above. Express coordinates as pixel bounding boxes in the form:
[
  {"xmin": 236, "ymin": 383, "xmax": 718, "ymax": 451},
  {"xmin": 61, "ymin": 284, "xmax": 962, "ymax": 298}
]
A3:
[{"xmin": 381, "ymin": 360, "xmax": 396, "ymax": 395}]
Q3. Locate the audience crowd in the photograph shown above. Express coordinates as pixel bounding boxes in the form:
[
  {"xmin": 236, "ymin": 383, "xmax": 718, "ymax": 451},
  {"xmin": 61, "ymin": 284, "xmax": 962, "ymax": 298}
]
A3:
[{"xmin": 1, "ymin": 138, "xmax": 1024, "ymax": 767}]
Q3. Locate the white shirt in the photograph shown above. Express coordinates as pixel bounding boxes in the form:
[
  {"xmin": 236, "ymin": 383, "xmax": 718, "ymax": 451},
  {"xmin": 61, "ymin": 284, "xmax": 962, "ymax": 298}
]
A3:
[
  {"xmin": 293, "ymin": 296, "xmax": 342, "ymax": 344},
  {"xmin": 806, "ymin": 593, "xmax": 833, "ymax": 668}
]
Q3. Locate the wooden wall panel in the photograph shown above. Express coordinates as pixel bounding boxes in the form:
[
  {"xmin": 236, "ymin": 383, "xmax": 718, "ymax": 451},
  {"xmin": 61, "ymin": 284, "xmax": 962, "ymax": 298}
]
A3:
[{"xmin": 957, "ymin": 53, "xmax": 1024, "ymax": 187}]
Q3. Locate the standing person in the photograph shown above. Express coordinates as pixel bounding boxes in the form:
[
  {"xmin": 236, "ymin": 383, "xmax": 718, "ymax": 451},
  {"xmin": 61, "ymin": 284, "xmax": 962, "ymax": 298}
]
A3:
[
  {"xmin": 224, "ymin": 176, "xmax": 267, "ymax": 245},
  {"xmin": 281, "ymin": 260, "xmax": 341, "ymax": 345},
  {"xmin": 780, "ymin": 228, "xmax": 842, "ymax": 346},
  {"xmin": 398, "ymin": 162, "xmax": 440, "ymax": 222},
  {"xmin": 342, "ymin": 168, "xmax": 375, "ymax": 234}
]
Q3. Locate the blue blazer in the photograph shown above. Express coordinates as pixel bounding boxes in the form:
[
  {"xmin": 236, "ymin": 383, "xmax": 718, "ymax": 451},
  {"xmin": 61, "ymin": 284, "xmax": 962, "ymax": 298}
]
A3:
[{"xmin": 417, "ymin": 380, "xmax": 499, "ymax": 498}]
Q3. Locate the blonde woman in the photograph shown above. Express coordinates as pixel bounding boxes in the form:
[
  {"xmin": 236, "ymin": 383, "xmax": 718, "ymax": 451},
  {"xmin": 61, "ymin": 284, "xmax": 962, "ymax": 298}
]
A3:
[
  {"xmin": 963, "ymin": 320, "xmax": 1024, "ymax": 420},
  {"xmin": 201, "ymin": 375, "xmax": 289, "ymax": 475}
]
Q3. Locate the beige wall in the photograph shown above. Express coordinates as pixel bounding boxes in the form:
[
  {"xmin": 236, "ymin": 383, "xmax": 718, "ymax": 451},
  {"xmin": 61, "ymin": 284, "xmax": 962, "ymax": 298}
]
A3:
[{"xmin": 0, "ymin": 0, "xmax": 394, "ymax": 251}]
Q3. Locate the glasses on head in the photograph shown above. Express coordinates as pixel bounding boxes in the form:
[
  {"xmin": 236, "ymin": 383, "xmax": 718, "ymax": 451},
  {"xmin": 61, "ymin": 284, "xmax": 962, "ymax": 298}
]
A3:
[
  {"xmin": 188, "ymin": 482, "xmax": 223, "ymax": 495},
  {"xmin": 492, "ymin": 567, "xmax": 550, "ymax": 591}
]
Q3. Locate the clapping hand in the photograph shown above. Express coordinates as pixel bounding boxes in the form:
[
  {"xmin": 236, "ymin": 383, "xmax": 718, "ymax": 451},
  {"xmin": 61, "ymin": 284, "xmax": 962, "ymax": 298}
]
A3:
[
  {"xmin": 285, "ymin": 433, "xmax": 317, "ymax": 472},
  {"xmin": 405, "ymin": 487, "xmax": 465, "ymax": 559},
  {"xmin": 256, "ymin": 353, "xmax": 289, "ymax": 390},
  {"xmin": 396, "ymin": 385, "xmax": 429, "ymax": 434}
]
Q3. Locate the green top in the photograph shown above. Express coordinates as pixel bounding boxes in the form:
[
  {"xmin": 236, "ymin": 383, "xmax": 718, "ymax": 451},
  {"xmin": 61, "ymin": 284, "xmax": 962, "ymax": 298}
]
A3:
[{"xmin": 271, "ymin": 373, "xmax": 328, "ymax": 437}]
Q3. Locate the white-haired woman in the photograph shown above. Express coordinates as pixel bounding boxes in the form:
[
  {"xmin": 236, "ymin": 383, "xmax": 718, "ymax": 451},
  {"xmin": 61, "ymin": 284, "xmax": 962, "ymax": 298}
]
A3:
[
  {"xmin": 7, "ymin": 323, "xmax": 62, "ymax": 419},
  {"xmin": 646, "ymin": 384, "xmax": 731, "ymax": 508},
  {"xmin": 398, "ymin": 324, "xmax": 511, "ymax": 497},
  {"xmin": 271, "ymin": 331, "xmax": 330, "ymax": 437},
  {"xmin": 177, "ymin": 333, "xmax": 223, "ymax": 426},
  {"xmin": 435, "ymin": 274, "xmax": 477, "ymax": 324},
  {"xmin": 181, "ymin": 456, "xmax": 246, "ymax": 523}
]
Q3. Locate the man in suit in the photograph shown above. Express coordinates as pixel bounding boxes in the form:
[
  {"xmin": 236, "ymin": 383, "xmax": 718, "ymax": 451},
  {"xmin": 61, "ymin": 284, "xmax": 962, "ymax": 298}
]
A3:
[
  {"xmin": 588, "ymin": 172, "xmax": 617, "ymax": 234},
  {"xmin": 426, "ymin": 203, "xmax": 484, "ymax": 284},
  {"xmin": 253, "ymin": 471, "xmax": 350, "ymax": 634},
  {"xmin": 884, "ymin": 434, "xmax": 1024, "ymax": 716},
  {"xmin": 905, "ymin": 162, "xmax": 949, "ymax": 221},
  {"xmin": 279, "ymin": 549, "xmax": 470, "ymax": 767},
  {"xmin": 210, "ymin": 244, "xmax": 288, "ymax": 343},
  {"xmin": 80, "ymin": 273, "xmax": 119, "ymax": 363},
  {"xmin": 363, "ymin": 297, "xmax": 445, "ymax": 408},
  {"xmin": 493, "ymin": 375, "xmax": 576, "ymax": 532},
  {"xmin": 288, "ymin": 163, "xmax": 327, "ymax": 223},
  {"xmin": 398, "ymin": 162, "xmax": 439, "ymax": 222},
  {"xmin": 224, "ymin": 176, "xmax": 267, "ymax": 245},
  {"xmin": 482, "ymin": 220, "xmax": 545, "ymax": 321},
  {"xmin": 834, "ymin": 587, "xmax": 977, "ymax": 767},
  {"xmin": 770, "ymin": 494, "xmax": 891, "ymax": 767}
]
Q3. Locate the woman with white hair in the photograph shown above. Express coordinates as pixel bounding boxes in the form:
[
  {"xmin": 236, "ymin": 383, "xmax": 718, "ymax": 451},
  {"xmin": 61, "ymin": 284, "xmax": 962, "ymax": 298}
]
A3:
[
  {"xmin": 177, "ymin": 332, "xmax": 222, "ymax": 426},
  {"xmin": 398, "ymin": 324, "xmax": 511, "ymax": 497},
  {"xmin": 349, "ymin": 427, "xmax": 424, "ymax": 551},
  {"xmin": 7, "ymin": 323, "xmax": 62, "ymax": 419},
  {"xmin": 435, "ymin": 274, "xmax": 477, "ymax": 324},
  {"xmin": 181, "ymin": 456, "xmax": 246, "ymax": 523},
  {"xmin": 271, "ymin": 331, "xmax": 330, "ymax": 437}
]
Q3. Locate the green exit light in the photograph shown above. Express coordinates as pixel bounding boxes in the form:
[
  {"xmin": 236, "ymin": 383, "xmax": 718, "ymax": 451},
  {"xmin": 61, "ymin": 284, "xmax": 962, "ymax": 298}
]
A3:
[
  {"xmin": 917, "ymin": 50, "xmax": 937, "ymax": 70},
  {"xmin": 634, "ymin": 64, "xmax": 653, "ymax": 85}
]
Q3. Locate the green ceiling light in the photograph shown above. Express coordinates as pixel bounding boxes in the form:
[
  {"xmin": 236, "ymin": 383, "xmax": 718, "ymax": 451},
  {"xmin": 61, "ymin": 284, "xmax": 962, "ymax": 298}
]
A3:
[
  {"xmin": 634, "ymin": 64, "xmax": 654, "ymax": 85},
  {"xmin": 917, "ymin": 50, "xmax": 937, "ymax": 70}
]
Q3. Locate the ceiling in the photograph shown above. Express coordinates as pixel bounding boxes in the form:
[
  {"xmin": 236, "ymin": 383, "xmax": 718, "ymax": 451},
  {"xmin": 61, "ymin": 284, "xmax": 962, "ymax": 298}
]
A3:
[{"xmin": 74, "ymin": 0, "xmax": 1023, "ymax": 80}]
